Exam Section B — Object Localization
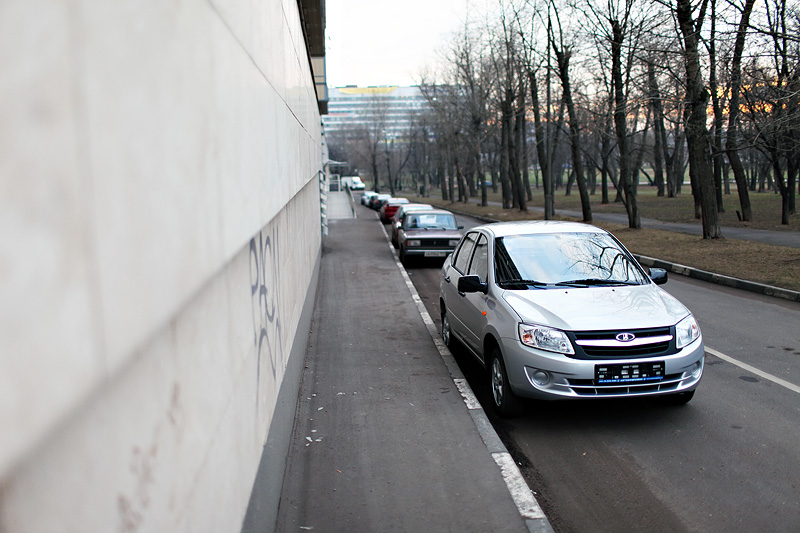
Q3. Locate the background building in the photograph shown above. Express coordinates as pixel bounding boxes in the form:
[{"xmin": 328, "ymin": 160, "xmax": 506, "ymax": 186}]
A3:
[
  {"xmin": 0, "ymin": 1, "xmax": 326, "ymax": 531},
  {"xmin": 324, "ymin": 86, "xmax": 430, "ymax": 138}
]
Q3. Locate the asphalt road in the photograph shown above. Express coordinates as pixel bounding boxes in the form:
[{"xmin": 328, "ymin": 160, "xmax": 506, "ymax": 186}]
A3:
[{"xmin": 402, "ymin": 212, "xmax": 800, "ymax": 533}]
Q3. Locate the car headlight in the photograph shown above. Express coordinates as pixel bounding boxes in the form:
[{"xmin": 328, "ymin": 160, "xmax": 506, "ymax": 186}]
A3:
[
  {"xmin": 448, "ymin": 239, "xmax": 460, "ymax": 246},
  {"xmin": 408, "ymin": 240, "xmax": 421, "ymax": 247},
  {"xmin": 675, "ymin": 314, "xmax": 701, "ymax": 349},
  {"xmin": 518, "ymin": 323, "xmax": 574, "ymax": 355}
]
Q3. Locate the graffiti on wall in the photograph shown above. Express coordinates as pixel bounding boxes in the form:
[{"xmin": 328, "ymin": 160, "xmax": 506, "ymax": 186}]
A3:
[{"xmin": 249, "ymin": 227, "xmax": 284, "ymax": 393}]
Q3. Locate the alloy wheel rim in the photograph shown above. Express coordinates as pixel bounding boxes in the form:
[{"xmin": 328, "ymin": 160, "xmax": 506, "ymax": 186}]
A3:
[
  {"xmin": 442, "ymin": 314, "xmax": 450, "ymax": 345},
  {"xmin": 492, "ymin": 359, "xmax": 503, "ymax": 406}
]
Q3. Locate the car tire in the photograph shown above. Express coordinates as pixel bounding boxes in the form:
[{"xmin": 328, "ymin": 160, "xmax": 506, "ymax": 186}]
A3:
[
  {"xmin": 399, "ymin": 246, "xmax": 409, "ymax": 266},
  {"xmin": 441, "ymin": 308, "xmax": 453, "ymax": 348},
  {"xmin": 662, "ymin": 389, "xmax": 695, "ymax": 406},
  {"xmin": 489, "ymin": 348, "xmax": 522, "ymax": 418}
]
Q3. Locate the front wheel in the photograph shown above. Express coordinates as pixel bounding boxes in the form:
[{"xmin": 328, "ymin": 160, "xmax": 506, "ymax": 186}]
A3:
[
  {"xmin": 489, "ymin": 348, "xmax": 522, "ymax": 418},
  {"xmin": 441, "ymin": 309, "xmax": 452, "ymax": 348},
  {"xmin": 399, "ymin": 246, "xmax": 410, "ymax": 266}
]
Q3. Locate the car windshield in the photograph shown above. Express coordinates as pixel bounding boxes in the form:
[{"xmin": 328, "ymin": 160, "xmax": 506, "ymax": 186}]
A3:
[
  {"xmin": 406, "ymin": 213, "xmax": 458, "ymax": 230},
  {"xmin": 494, "ymin": 232, "xmax": 649, "ymax": 288}
]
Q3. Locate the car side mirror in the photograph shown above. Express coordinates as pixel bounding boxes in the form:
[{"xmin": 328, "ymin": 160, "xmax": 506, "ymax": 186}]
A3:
[
  {"xmin": 649, "ymin": 268, "xmax": 668, "ymax": 285},
  {"xmin": 458, "ymin": 225, "xmax": 464, "ymax": 229},
  {"xmin": 458, "ymin": 275, "xmax": 488, "ymax": 294}
]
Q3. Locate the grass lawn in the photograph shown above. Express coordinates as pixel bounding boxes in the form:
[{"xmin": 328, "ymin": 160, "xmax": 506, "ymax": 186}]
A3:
[{"xmin": 400, "ymin": 187, "xmax": 800, "ymax": 293}]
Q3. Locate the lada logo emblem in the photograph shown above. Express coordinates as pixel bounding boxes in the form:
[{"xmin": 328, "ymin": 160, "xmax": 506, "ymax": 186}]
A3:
[{"xmin": 616, "ymin": 332, "xmax": 636, "ymax": 342}]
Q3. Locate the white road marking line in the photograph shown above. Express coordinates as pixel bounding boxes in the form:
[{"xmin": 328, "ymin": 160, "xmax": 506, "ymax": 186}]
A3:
[
  {"xmin": 492, "ymin": 453, "xmax": 547, "ymax": 520},
  {"xmin": 454, "ymin": 379, "xmax": 481, "ymax": 410},
  {"xmin": 706, "ymin": 346, "xmax": 800, "ymax": 394}
]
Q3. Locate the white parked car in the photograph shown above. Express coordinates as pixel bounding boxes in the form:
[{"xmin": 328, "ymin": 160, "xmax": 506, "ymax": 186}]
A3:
[{"xmin": 342, "ymin": 176, "xmax": 366, "ymax": 190}]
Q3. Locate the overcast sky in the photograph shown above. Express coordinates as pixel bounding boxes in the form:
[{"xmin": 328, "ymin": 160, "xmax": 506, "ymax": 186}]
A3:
[{"xmin": 325, "ymin": 0, "xmax": 469, "ymax": 87}]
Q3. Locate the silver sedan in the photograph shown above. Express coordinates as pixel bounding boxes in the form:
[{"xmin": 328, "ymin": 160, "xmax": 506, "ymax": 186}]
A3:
[{"xmin": 439, "ymin": 221, "xmax": 704, "ymax": 417}]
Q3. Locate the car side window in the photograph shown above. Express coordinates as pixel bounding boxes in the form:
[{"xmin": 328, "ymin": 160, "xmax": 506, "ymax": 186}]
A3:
[
  {"xmin": 453, "ymin": 232, "xmax": 478, "ymax": 273},
  {"xmin": 467, "ymin": 234, "xmax": 488, "ymax": 281}
]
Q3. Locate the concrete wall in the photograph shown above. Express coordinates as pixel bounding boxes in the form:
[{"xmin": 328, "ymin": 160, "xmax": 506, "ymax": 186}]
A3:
[{"xmin": 0, "ymin": 0, "xmax": 323, "ymax": 531}]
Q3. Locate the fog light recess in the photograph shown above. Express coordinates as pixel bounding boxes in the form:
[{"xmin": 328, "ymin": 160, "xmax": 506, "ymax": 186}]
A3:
[
  {"xmin": 692, "ymin": 360, "xmax": 703, "ymax": 378},
  {"xmin": 531, "ymin": 370, "xmax": 550, "ymax": 386}
]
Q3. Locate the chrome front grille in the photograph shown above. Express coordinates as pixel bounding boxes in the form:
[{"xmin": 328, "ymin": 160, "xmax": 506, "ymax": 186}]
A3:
[{"xmin": 569, "ymin": 327, "xmax": 675, "ymax": 359}]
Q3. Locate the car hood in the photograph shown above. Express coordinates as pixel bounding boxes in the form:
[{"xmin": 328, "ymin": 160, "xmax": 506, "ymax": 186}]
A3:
[
  {"xmin": 405, "ymin": 229, "xmax": 461, "ymax": 239},
  {"xmin": 501, "ymin": 284, "xmax": 690, "ymax": 331}
]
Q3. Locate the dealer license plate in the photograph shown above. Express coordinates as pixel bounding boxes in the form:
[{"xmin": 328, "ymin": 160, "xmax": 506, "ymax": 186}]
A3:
[
  {"xmin": 595, "ymin": 362, "xmax": 665, "ymax": 384},
  {"xmin": 424, "ymin": 251, "xmax": 447, "ymax": 257}
]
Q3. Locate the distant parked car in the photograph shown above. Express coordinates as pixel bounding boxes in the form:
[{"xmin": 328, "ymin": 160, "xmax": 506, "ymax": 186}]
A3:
[
  {"xmin": 391, "ymin": 204, "xmax": 435, "ymax": 248},
  {"xmin": 379, "ymin": 198, "xmax": 410, "ymax": 223},
  {"xmin": 342, "ymin": 176, "xmax": 366, "ymax": 190},
  {"xmin": 361, "ymin": 191, "xmax": 377, "ymax": 206},
  {"xmin": 439, "ymin": 220, "xmax": 704, "ymax": 418},
  {"xmin": 370, "ymin": 193, "xmax": 392, "ymax": 210},
  {"xmin": 397, "ymin": 209, "xmax": 463, "ymax": 266}
]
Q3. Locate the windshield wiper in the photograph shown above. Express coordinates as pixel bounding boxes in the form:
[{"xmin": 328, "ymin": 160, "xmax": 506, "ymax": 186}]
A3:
[
  {"xmin": 555, "ymin": 278, "xmax": 641, "ymax": 287},
  {"xmin": 498, "ymin": 278, "xmax": 548, "ymax": 288}
]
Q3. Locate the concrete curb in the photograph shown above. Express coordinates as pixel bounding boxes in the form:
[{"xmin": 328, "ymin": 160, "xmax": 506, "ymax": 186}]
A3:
[
  {"xmin": 633, "ymin": 254, "xmax": 800, "ymax": 302},
  {"xmin": 437, "ymin": 205, "xmax": 800, "ymax": 303}
]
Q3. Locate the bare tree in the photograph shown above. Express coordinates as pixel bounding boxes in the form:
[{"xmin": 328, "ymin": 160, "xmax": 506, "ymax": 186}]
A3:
[
  {"xmin": 676, "ymin": 0, "xmax": 722, "ymax": 238},
  {"xmin": 742, "ymin": 0, "xmax": 800, "ymax": 224},
  {"xmin": 724, "ymin": 0, "xmax": 756, "ymax": 222},
  {"xmin": 547, "ymin": 1, "xmax": 592, "ymax": 222}
]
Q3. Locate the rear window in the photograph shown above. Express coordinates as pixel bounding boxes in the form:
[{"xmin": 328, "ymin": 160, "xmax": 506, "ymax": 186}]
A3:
[{"xmin": 406, "ymin": 213, "xmax": 458, "ymax": 230}]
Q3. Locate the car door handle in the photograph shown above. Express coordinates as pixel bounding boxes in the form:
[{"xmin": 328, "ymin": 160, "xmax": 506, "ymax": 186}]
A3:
[
  {"xmin": 444, "ymin": 275, "xmax": 451, "ymax": 283},
  {"xmin": 458, "ymin": 290, "xmax": 466, "ymax": 297}
]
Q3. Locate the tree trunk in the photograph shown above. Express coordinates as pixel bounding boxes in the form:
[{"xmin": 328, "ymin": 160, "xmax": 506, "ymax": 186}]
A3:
[
  {"xmin": 647, "ymin": 62, "xmax": 666, "ymax": 197},
  {"xmin": 521, "ymin": 106, "xmax": 532, "ymax": 201},
  {"xmin": 371, "ymin": 149, "xmax": 381, "ymax": 194},
  {"xmin": 500, "ymin": 100, "xmax": 512, "ymax": 209},
  {"xmin": 709, "ymin": 0, "xmax": 724, "ymax": 212},
  {"xmin": 676, "ymin": 0, "xmax": 721, "ymax": 238},
  {"xmin": 529, "ymin": 70, "xmax": 554, "ymax": 219},
  {"xmin": 611, "ymin": 20, "xmax": 639, "ymax": 228},
  {"xmin": 439, "ymin": 151, "xmax": 448, "ymax": 201},
  {"xmin": 553, "ymin": 44, "xmax": 592, "ymax": 222},
  {"xmin": 513, "ymin": 100, "xmax": 528, "ymax": 211},
  {"xmin": 725, "ymin": 0, "xmax": 755, "ymax": 221}
]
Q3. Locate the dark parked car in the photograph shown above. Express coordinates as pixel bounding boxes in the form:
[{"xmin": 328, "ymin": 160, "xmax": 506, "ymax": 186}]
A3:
[
  {"xmin": 361, "ymin": 191, "xmax": 377, "ymax": 206},
  {"xmin": 397, "ymin": 209, "xmax": 463, "ymax": 266},
  {"xmin": 370, "ymin": 193, "xmax": 392, "ymax": 210},
  {"xmin": 391, "ymin": 204, "xmax": 435, "ymax": 248}
]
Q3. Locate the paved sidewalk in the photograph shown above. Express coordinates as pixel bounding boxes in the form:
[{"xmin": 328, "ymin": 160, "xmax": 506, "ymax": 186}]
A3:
[
  {"xmin": 276, "ymin": 208, "xmax": 551, "ymax": 532},
  {"xmin": 326, "ymin": 190, "xmax": 355, "ymax": 220}
]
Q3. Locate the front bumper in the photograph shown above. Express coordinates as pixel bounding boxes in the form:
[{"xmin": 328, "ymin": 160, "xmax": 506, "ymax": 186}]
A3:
[{"xmin": 503, "ymin": 337, "xmax": 705, "ymax": 400}]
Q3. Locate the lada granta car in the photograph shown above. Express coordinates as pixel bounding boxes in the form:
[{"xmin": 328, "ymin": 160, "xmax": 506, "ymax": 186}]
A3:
[{"xmin": 439, "ymin": 221, "xmax": 704, "ymax": 417}]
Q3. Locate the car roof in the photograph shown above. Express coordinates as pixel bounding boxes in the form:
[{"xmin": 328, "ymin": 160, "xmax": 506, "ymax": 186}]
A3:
[
  {"xmin": 399, "ymin": 204, "xmax": 433, "ymax": 211},
  {"xmin": 406, "ymin": 209, "xmax": 456, "ymax": 217},
  {"xmin": 472, "ymin": 220, "xmax": 608, "ymax": 238},
  {"xmin": 386, "ymin": 198, "xmax": 410, "ymax": 204}
]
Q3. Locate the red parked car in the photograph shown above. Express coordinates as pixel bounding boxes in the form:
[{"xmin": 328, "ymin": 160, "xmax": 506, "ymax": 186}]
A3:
[{"xmin": 379, "ymin": 198, "xmax": 410, "ymax": 223}]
